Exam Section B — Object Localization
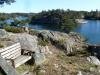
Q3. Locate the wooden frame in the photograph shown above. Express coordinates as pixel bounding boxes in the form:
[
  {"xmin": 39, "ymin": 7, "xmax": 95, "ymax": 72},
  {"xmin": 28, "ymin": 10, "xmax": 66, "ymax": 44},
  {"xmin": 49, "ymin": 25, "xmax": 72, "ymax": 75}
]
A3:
[{"xmin": 0, "ymin": 43, "xmax": 32, "ymax": 68}]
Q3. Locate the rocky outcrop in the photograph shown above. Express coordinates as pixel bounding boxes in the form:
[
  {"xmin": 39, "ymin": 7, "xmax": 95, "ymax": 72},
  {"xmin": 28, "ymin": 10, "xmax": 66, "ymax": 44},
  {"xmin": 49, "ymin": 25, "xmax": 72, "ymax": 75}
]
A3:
[
  {"xmin": 1, "ymin": 29, "xmax": 100, "ymax": 75},
  {"xmin": 33, "ymin": 53, "xmax": 46, "ymax": 65},
  {"xmin": 37, "ymin": 30, "xmax": 86, "ymax": 54},
  {"xmin": 8, "ymin": 33, "xmax": 49, "ymax": 65},
  {"xmin": 9, "ymin": 33, "xmax": 38, "ymax": 52},
  {"xmin": 1, "ymin": 29, "xmax": 86, "ymax": 55},
  {"xmin": 87, "ymin": 56, "xmax": 100, "ymax": 65},
  {"xmin": 33, "ymin": 46, "xmax": 52, "ymax": 65}
]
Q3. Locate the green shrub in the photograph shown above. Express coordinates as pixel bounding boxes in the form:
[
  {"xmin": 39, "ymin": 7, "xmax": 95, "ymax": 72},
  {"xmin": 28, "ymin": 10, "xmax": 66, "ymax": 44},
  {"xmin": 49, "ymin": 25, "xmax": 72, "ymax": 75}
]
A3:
[
  {"xmin": 0, "ymin": 43, "xmax": 4, "ymax": 48},
  {"xmin": 29, "ymin": 29, "xmax": 38, "ymax": 35},
  {"xmin": 67, "ymin": 49, "xmax": 90, "ymax": 57},
  {"xmin": 58, "ymin": 38, "xmax": 66, "ymax": 45},
  {"xmin": 38, "ymin": 38, "xmax": 49, "ymax": 46},
  {"xmin": 4, "ymin": 26, "xmax": 24, "ymax": 33}
]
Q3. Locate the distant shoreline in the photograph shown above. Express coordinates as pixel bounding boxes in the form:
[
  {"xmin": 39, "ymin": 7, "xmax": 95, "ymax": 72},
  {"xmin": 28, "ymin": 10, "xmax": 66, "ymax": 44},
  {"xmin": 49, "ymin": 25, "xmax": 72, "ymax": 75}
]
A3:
[{"xmin": 76, "ymin": 19, "xmax": 88, "ymax": 24}]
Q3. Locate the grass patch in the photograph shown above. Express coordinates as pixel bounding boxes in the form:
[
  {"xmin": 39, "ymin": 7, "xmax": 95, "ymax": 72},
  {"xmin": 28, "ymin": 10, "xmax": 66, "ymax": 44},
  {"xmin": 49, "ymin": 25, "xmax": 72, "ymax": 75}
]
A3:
[
  {"xmin": 33, "ymin": 65, "xmax": 42, "ymax": 75},
  {"xmin": 38, "ymin": 38, "xmax": 49, "ymax": 46},
  {"xmin": 58, "ymin": 38, "xmax": 66, "ymax": 45},
  {"xmin": 16, "ymin": 64, "xmax": 34, "ymax": 74},
  {"xmin": 56, "ymin": 50, "xmax": 95, "ymax": 73},
  {"xmin": 67, "ymin": 49, "xmax": 90, "ymax": 57},
  {"xmin": 0, "ymin": 43, "xmax": 4, "ymax": 48},
  {"xmin": 29, "ymin": 29, "xmax": 38, "ymax": 35}
]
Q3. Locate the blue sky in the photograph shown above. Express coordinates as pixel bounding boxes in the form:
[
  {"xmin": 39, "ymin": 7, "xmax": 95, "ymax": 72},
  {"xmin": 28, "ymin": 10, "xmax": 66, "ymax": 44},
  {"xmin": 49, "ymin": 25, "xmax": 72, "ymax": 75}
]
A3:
[{"xmin": 0, "ymin": 0, "xmax": 100, "ymax": 13}]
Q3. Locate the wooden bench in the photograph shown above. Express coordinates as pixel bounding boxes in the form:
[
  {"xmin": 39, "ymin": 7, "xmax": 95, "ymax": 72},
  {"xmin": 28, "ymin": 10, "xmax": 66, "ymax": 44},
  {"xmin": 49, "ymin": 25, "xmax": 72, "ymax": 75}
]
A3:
[{"xmin": 0, "ymin": 43, "xmax": 31, "ymax": 68}]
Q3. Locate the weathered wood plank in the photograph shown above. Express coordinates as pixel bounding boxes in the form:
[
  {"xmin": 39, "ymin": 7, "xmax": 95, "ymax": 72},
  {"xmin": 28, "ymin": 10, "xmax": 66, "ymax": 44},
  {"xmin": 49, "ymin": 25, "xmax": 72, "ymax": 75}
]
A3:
[
  {"xmin": 0, "ymin": 43, "xmax": 20, "ymax": 53},
  {"xmin": 1, "ymin": 48, "xmax": 21, "ymax": 59},
  {"xmin": 1, "ymin": 45, "xmax": 21, "ymax": 55},
  {"xmin": 0, "ymin": 43, "xmax": 21, "ymax": 59},
  {"xmin": 14, "ymin": 55, "xmax": 31, "ymax": 68},
  {"xmin": 5, "ymin": 50, "xmax": 21, "ymax": 59}
]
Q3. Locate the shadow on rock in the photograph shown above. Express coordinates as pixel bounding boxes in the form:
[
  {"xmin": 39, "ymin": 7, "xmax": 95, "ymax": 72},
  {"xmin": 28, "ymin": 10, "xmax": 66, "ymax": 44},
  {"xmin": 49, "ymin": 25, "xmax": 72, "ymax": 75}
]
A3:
[{"xmin": 88, "ymin": 45, "xmax": 100, "ymax": 59}]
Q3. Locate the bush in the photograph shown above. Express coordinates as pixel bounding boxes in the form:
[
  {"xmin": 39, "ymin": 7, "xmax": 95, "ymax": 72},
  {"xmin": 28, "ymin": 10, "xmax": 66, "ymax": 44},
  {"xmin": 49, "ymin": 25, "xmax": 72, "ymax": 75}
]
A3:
[
  {"xmin": 58, "ymin": 38, "xmax": 65, "ymax": 45},
  {"xmin": 29, "ymin": 29, "xmax": 38, "ymax": 35},
  {"xmin": 67, "ymin": 49, "xmax": 90, "ymax": 57},
  {"xmin": 38, "ymin": 38, "xmax": 49, "ymax": 46},
  {"xmin": 0, "ymin": 43, "xmax": 4, "ymax": 48},
  {"xmin": 4, "ymin": 26, "xmax": 24, "ymax": 33}
]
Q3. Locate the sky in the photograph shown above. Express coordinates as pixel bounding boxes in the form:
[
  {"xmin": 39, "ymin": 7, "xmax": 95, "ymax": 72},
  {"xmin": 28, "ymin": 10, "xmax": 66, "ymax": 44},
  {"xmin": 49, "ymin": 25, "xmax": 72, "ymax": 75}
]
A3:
[{"xmin": 0, "ymin": 0, "xmax": 100, "ymax": 13}]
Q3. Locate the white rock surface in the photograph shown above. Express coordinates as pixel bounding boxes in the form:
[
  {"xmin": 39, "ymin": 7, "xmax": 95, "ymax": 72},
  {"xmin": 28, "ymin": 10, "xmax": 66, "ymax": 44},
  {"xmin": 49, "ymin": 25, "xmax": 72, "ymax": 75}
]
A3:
[
  {"xmin": 0, "ymin": 29, "xmax": 8, "ymax": 38},
  {"xmin": 33, "ymin": 53, "xmax": 46, "ymax": 65},
  {"xmin": 9, "ymin": 33, "xmax": 38, "ymax": 52},
  {"xmin": 77, "ymin": 71, "xmax": 82, "ymax": 75},
  {"xmin": 87, "ymin": 56, "xmax": 100, "ymax": 65}
]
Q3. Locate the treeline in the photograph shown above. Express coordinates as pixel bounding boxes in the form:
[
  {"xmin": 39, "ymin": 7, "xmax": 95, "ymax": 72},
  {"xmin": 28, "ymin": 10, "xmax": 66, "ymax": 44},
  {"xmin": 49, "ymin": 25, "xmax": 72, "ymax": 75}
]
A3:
[
  {"xmin": 0, "ymin": 13, "xmax": 33, "ymax": 21},
  {"xmin": 84, "ymin": 10, "xmax": 100, "ymax": 20},
  {"xmin": 30, "ymin": 9, "xmax": 100, "ymax": 32},
  {"xmin": 1, "ymin": 9, "xmax": 100, "ymax": 32},
  {"xmin": 31, "ymin": 9, "xmax": 80, "ymax": 32}
]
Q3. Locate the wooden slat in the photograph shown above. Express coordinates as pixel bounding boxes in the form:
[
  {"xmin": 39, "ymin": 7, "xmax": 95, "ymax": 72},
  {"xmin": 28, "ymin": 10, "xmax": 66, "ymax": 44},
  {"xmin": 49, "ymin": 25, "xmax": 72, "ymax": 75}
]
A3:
[
  {"xmin": 10, "ymin": 51, "xmax": 21, "ymax": 59},
  {"xmin": 1, "ymin": 45, "xmax": 21, "ymax": 56},
  {"xmin": 5, "ymin": 50, "xmax": 21, "ymax": 59},
  {"xmin": 15, "ymin": 56, "xmax": 27, "ymax": 63},
  {"xmin": 0, "ymin": 43, "xmax": 20, "ymax": 53},
  {"xmin": 14, "ymin": 55, "xmax": 31, "ymax": 68},
  {"xmin": 1, "ymin": 47, "xmax": 21, "ymax": 59}
]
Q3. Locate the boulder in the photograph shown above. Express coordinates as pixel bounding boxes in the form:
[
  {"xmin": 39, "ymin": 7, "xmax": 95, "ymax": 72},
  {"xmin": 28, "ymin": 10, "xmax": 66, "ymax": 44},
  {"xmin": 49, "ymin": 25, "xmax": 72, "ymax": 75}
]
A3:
[
  {"xmin": 9, "ymin": 33, "xmax": 38, "ymax": 52},
  {"xmin": 87, "ymin": 56, "xmax": 100, "ymax": 65},
  {"xmin": 77, "ymin": 71, "xmax": 83, "ymax": 75},
  {"xmin": 38, "ymin": 45, "xmax": 52, "ymax": 55},
  {"xmin": 33, "ymin": 53, "xmax": 46, "ymax": 65},
  {"xmin": 33, "ymin": 46, "xmax": 52, "ymax": 65},
  {"xmin": 0, "ymin": 29, "xmax": 8, "ymax": 38}
]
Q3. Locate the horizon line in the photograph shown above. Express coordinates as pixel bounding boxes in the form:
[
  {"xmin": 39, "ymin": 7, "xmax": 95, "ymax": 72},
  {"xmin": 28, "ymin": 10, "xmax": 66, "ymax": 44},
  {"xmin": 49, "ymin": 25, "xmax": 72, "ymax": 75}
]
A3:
[{"xmin": 0, "ymin": 9, "xmax": 99, "ymax": 13}]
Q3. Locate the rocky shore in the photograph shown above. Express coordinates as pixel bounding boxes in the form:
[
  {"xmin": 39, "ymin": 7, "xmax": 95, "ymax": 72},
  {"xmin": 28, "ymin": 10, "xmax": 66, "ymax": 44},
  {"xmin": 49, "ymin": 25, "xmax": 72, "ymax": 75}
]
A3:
[{"xmin": 0, "ymin": 29, "xmax": 100, "ymax": 75}]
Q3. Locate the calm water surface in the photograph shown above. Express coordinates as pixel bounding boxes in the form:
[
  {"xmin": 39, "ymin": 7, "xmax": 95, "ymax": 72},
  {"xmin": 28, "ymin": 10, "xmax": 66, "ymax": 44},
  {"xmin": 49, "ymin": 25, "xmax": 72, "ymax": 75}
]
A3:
[{"xmin": 74, "ymin": 20, "xmax": 100, "ymax": 45}]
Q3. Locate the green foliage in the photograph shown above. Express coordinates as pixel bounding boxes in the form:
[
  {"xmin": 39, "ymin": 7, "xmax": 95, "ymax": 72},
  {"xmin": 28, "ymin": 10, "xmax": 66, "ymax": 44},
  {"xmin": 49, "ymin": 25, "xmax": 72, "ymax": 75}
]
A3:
[
  {"xmin": 0, "ymin": 43, "xmax": 4, "ymax": 48},
  {"xmin": 29, "ymin": 29, "xmax": 38, "ymax": 35},
  {"xmin": 59, "ymin": 18, "xmax": 77, "ymax": 32},
  {"xmin": 67, "ymin": 49, "xmax": 90, "ymax": 57},
  {"xmin": 57, "ymin": 50, "xmax": 98, "ymax": 73},
  {"xmin": 0, "ymin": 13, "xmax": 8, "ymax": 21},
  {"xmin": 33, "ymin": 65, "xmax": 42, "ymax": 75},
  {"xmin": 58, "ymin": 38, "xmax": 66, "ymax": 45},
  {"xmin": 31, "ymin": 9, "xmax": 78, "ymax": 32},
  {"xmin": 10, "ymin": 19, "xmax": 29, "ymax": 27},
  {"xmin": 38, "ymin": 38, "xmax": 49, "ymax": 46},
  {"xmin": 0, "ymin": 0, "xmax": 15, "ymax": 5},
  {"xmin": 4, "ymin": 25, "xmax": 24, "ymax": 33},
  {"xmin": 16, "ymin": 64, "xmax": 34, "ymax": 74},
  {"xmin": 30, "ymin": 9, "xmax": 100, "ymax": 32},
  {"xmin": 84, "ymin": 10, "xmax": 100, "ymax": 20}
]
